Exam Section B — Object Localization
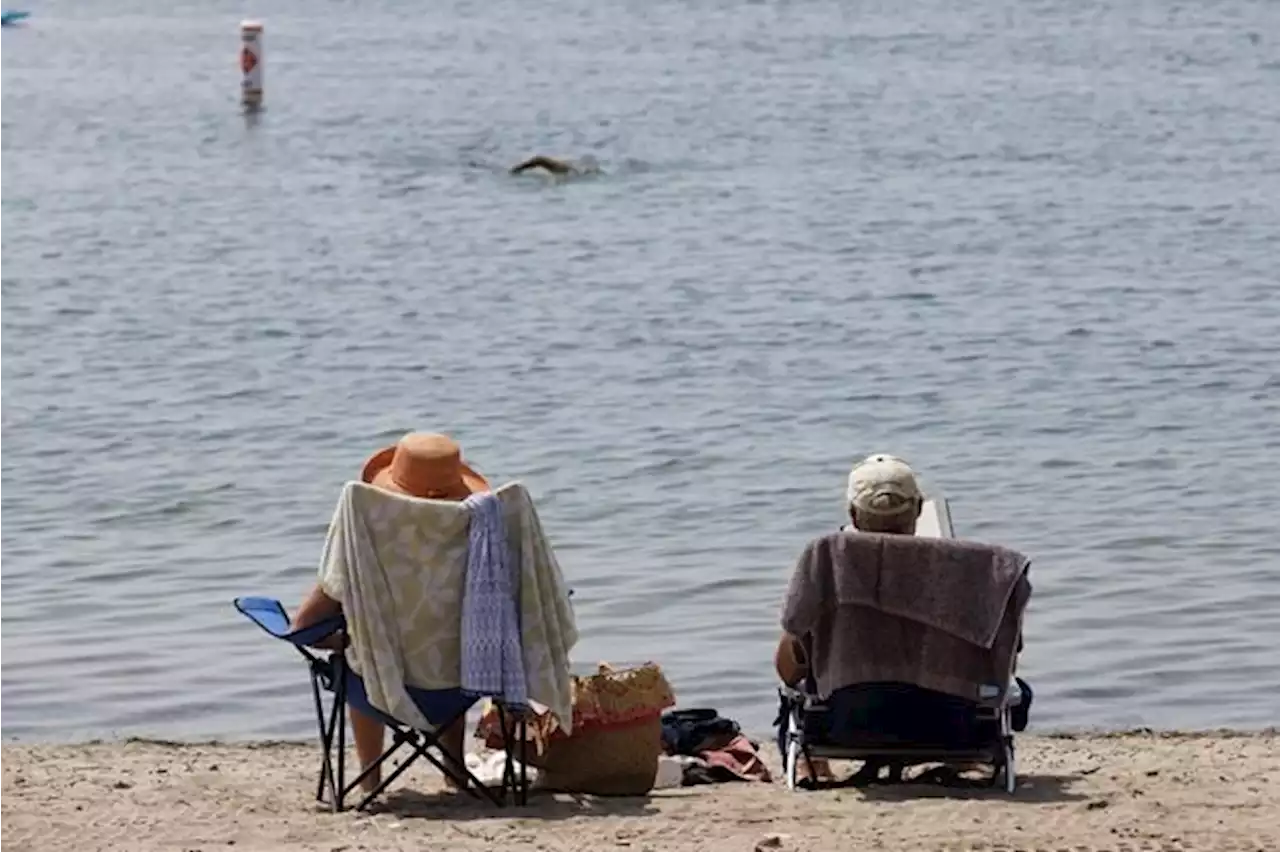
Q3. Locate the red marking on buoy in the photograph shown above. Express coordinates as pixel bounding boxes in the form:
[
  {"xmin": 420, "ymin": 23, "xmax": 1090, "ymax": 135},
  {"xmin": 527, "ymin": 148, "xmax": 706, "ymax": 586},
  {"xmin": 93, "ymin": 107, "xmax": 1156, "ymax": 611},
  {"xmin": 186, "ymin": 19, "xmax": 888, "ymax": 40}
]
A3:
[{"xmin": 241, "ymin": 47, "xmax": 258, "ymax": 75}]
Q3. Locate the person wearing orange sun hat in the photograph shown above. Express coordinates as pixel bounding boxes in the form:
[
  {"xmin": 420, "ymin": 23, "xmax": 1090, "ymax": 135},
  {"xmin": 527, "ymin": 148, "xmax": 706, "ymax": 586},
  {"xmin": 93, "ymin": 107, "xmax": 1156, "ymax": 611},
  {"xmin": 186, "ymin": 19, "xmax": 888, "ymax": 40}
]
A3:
[{"xmin": 293, "ymin": 432, "xmax": 490, "ymax": 791}]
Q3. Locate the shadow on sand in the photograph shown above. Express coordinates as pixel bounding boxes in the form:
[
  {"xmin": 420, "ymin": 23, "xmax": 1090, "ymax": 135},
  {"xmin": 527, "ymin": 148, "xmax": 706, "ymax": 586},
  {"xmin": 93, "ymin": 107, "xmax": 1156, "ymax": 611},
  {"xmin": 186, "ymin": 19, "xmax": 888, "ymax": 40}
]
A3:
[
  {"xmin": 360, "ymin": 787, "xmax": 660, "ymax": 821},
  {"xmin": 846, "ymin": 771, "xmax": 1089, "ymax": 804}
]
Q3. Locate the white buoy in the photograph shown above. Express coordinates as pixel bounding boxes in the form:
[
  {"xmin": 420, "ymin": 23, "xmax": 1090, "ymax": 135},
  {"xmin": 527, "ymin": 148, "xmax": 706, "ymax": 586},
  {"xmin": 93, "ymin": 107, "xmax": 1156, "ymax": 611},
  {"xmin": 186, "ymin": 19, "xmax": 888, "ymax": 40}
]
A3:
[{"xmin": 240, "ymin": 20, "xmax": 264, "ymax": 110}]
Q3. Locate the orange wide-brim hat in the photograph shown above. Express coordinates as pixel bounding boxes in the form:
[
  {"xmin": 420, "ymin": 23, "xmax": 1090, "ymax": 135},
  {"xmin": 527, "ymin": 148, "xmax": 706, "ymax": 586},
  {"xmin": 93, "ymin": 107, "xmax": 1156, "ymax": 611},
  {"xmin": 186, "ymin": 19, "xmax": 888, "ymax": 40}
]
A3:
[{"xmin": 360, "ymin": 432, "xmax": 489, "ymax": 501}]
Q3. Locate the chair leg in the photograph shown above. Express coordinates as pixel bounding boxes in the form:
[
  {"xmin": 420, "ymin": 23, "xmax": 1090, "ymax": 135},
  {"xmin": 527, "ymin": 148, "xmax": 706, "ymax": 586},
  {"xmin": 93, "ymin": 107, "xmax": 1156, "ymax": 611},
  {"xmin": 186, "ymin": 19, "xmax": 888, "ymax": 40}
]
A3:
[
  {"xmin": 451, "ymin": 704, "xmax": 527, "ymax": 809},
  {"xmin": 344, "ymin": 705, "xmax": 526, "ymax": 812},
  {"xmin": 518, "ymin": 718, "xmax": 529, "ymax": 806},
  {"xmin": 311, "ymin": 671, "xmax": 328, "ymax": 803},
  {"xmin": 497, "ymin": 705, "xmax": 513, "ymax": 805},
  {"xmin": 1003, "ymin": 739, "xmax": 1017, "ymax": 794},
  {"xmin": 784, "ymin": 711, "xmax": 802, "ymax": 791},
  {"xmin": 422, "ymin": 731, "xmax": 505, "ymax": 807},
  {"xmin": 495, "ymin": 707, "xmax": 528, "ymax": 807},
  {"xmin": 311, "ymin": 667, "xmax": 340, "ymax": 811},
  {"xmin": 351, "ymin": 732, "xmax": 417, "ymax": 812},
  {"xmin": 446, "ymin": 745, "xmax": 505, "ymax": 807},
  {"xmin": 334, "ymin": 662, "xmax": 347, "ymax": 811},
  {"xmin": 499, "ymin": 712, "xmax": 529, "ymax": 807},
  {"xmin": 355, "ymin": 717, "xmax": 507, "ymax": 811}
]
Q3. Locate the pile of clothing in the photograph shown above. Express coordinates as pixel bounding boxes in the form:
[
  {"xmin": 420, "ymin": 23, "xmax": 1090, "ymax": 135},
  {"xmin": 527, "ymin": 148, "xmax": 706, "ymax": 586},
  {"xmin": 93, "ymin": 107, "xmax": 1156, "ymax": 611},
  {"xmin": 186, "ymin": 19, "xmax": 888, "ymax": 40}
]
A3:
[{"xmin": 659, "ymin": 709, "xmax": 772, "ymax": 786}]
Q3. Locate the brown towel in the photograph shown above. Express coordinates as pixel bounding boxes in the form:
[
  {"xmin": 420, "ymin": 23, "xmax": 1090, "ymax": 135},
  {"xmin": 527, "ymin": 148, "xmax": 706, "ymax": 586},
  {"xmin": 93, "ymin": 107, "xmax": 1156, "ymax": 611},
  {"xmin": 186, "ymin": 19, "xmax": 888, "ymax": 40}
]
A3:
[
  {"xmin": 782, "ymin": 532, "xmax": 1031, "ymax": 702},
  {"xmin": 835, "ymin": 532, "xmax": 1028, "ymax": 648}
]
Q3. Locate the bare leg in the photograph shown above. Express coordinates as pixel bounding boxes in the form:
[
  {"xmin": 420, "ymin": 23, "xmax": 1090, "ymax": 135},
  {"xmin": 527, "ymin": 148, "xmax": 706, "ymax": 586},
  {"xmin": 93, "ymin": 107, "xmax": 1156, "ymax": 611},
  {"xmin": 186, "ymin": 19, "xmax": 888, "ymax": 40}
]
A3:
[
  {"xmin": 439, "ymin": 719, "xmax": 467, "ymax": 789},
  {"xmin": 797, "ymin": 755, "xmax": 834, "ymax": 787},
  {"xmin": 352, "ymin": 705, "xmax": 467, "ymax": 792},
  {"xmin": 350, "ymin": 706, "xmax": 386, "ymax": 792}
]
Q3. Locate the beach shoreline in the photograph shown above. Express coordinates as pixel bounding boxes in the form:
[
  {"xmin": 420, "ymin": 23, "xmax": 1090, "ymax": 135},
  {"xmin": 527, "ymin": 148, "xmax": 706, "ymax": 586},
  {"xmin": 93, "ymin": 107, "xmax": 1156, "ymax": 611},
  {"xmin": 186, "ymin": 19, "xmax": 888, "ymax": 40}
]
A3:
[{"xmin": 4, "ymin": 731, "xmax": 1278, "ymax": 852}]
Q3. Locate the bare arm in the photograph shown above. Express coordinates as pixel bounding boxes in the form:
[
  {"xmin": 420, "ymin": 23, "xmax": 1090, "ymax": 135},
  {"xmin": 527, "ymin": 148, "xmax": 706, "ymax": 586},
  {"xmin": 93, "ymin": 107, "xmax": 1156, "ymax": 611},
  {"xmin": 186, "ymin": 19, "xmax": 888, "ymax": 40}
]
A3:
[
  {"xmin": 294, "ymin": 583, "xmax": 342, "ymax": 630},
  {"xmin": 774, "ymin": 633, "xmax": 808, "ymax": 686}
]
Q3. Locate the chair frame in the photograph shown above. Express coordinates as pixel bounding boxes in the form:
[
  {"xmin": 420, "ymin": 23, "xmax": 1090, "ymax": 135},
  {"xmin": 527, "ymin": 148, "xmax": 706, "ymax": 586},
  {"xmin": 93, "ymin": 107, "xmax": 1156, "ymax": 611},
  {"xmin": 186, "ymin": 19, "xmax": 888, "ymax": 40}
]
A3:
[
  {"xmin": 234, "ymin": 597, "xmax": 529, "ymax": 812},
  {"xmin": 779, "ymin": 678, "xmax": 1021, "ymax": 794}
]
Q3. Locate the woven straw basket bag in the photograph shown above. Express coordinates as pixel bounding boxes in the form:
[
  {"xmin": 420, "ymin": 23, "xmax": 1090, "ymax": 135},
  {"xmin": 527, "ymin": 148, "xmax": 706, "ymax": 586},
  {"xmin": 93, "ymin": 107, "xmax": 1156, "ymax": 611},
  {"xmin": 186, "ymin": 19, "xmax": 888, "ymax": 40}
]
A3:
[{"xmin": 478, "ymin": 662, "xmax": 675, "ymax": 796}]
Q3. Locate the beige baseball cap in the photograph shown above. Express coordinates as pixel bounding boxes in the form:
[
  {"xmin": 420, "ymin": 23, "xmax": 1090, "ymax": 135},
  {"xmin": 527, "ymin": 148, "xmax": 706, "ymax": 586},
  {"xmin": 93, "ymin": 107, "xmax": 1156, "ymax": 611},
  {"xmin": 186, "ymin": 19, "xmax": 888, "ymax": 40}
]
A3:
[{"xmin": 846, "ymin": 454, "xmax": 922, "ymax": 515}]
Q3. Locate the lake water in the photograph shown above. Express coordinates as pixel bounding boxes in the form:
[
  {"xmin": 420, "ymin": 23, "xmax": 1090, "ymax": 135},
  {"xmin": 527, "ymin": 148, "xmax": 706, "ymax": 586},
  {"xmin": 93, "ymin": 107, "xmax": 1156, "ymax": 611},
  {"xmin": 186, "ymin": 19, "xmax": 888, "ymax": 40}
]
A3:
[{"xmin": 3, "ymin": 0, "xmax": 1279, "ymax": 741}]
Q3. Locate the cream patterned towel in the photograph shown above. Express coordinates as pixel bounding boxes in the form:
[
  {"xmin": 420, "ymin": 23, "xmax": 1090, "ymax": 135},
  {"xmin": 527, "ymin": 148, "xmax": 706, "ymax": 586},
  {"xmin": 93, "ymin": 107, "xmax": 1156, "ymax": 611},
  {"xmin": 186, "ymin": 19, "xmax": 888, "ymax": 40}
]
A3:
[{"xmin": 318, "ymin": 481, "xmax": 577, "ymax": 733}]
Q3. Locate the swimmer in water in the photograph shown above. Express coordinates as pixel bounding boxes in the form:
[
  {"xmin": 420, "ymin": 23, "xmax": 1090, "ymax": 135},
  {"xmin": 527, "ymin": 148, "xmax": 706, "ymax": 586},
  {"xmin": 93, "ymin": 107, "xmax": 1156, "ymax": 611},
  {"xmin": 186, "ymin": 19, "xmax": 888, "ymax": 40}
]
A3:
[{"xmin": 509, "ymin": 154, "xmax": 601, "ymax": 177}]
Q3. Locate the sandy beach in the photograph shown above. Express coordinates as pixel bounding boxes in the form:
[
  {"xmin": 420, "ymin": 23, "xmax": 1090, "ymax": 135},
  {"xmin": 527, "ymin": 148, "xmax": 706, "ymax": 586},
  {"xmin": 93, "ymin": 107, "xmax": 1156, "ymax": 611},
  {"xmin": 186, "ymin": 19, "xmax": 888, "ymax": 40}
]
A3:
[{"xmin": 3, "ymin": 731, "xmax": 1278, "ymax": 852}]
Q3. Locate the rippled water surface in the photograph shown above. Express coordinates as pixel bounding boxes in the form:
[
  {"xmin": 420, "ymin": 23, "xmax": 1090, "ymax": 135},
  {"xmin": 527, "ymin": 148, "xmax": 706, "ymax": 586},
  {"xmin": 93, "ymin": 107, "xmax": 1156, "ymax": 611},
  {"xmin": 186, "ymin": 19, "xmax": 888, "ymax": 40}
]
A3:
[{"xmin": 3, "ymin": 0, "xmax": 1279, "ymax": 740}]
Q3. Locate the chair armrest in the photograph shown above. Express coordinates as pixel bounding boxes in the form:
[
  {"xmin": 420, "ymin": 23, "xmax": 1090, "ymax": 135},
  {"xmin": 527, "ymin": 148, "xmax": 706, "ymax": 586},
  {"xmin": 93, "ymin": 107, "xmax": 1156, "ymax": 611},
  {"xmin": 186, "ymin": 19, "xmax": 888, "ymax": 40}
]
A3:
[
  {"xmin": 778, "ymin": 684, "xmax": 809, "ymax": 702},
  {"xmin": 977, "ymin": 680, "xmax": 1023, "ymax": 708},
  {"xmin": 233, "ymin": 596, "xmax": 346, "ymax": 648}
]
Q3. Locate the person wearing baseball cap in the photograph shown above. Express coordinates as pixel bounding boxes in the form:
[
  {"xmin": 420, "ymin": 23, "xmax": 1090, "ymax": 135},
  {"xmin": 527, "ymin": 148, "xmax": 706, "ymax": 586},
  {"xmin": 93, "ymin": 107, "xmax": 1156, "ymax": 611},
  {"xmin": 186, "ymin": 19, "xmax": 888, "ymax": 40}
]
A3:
[
  {"xmin": 776, "ymin": 454, "xmax": 926, "ymax": 687},
  {"xmin": 772, "ymin": 453, "xmax": 925, "ymax": 784}
]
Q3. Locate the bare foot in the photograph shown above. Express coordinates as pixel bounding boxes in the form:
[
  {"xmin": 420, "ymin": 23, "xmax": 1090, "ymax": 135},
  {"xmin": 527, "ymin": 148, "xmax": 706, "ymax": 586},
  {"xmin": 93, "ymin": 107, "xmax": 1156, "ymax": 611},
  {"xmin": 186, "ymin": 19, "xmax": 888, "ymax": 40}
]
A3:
[
  {"xmin": 357, "ymin": 766, "xmax": 382, "ymax": 794},
  {"xmin": 796, "ymin": 756, "xmax": 836, "ymax": 787}
]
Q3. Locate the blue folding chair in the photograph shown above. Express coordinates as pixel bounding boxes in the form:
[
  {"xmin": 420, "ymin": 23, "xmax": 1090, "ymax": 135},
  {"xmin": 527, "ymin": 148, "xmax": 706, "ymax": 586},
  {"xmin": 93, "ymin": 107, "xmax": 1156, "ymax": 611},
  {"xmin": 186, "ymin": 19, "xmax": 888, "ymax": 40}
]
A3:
[{"xmin": 234, "ymin": 596, "xmax": 529, "ymax": 812}]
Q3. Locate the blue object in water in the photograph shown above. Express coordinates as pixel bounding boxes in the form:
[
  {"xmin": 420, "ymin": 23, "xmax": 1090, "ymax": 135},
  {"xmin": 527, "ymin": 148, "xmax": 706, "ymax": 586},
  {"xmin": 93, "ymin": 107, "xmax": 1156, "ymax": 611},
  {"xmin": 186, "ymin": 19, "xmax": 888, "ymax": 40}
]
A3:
[{"xmin": 2, "ymin": 10, "xmax": 31, "ymax": 26}]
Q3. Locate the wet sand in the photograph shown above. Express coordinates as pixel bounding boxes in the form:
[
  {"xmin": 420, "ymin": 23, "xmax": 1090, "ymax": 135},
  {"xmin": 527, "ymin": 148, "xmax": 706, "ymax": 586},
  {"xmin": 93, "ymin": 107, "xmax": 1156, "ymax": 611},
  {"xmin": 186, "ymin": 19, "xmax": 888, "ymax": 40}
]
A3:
[{"xmin": 3, "ymin": 731, "xmax": 1278, "ymax": 852}]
